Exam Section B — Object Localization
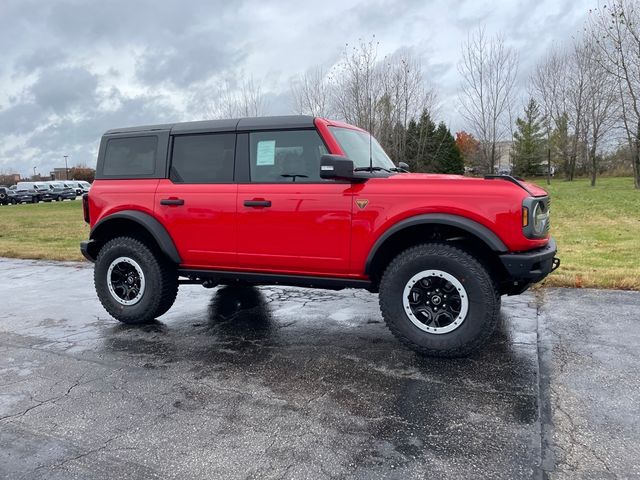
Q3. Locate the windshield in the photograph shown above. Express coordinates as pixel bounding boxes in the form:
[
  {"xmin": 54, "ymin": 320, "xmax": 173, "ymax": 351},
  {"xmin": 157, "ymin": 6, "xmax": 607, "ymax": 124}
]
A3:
[{"xmin": 329, "ymin": 126, "xmax": 395, "ymax": 170}]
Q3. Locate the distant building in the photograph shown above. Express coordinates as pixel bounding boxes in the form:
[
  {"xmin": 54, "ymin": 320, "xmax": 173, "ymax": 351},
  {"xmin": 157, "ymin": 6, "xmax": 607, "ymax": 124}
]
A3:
[
  {"xmin": 50, "ymin": 168, "xmax": 70, "ymax": 180},
  {"xmin": 0, "ymin": 173, "xmax": 21, "ymax": 185},
  {"xmin": 494, "ymin": 141, "xmax": 514, "ymax": 172}
]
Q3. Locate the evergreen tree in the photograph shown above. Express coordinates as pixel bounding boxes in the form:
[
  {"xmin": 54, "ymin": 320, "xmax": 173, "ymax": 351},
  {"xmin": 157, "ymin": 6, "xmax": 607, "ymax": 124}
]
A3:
[
  {"xmin": 431, "ymin": 122, "xmax": 465, "ymax": 174},
  {"xmin": 404, "ymin": 111, "xmax": 463, "ymax": 174},
  {"xmin": 405, "ymin": 118, "xmax": 420, "ymax": 172},
  {"xmin": 512, "ymin": 99, "xmax": 546, "ymax": 176},
  {"xmin": 405, "ymin": 109, "xmax": 437, "ymax": 172}
]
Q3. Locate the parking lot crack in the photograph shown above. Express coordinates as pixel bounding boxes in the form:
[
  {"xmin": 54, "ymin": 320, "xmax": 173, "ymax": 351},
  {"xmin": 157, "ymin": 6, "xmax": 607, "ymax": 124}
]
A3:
[
  {"xmin": 31, "ymin": 433, "xmax": 129, "ymax": 475},
  {"xmin": 535, "ymin": 289, "xmax": 555, "ymax": 479},
  {"xmin": 0, "ymin": 374, "xmax": 100, "ymax": 423}
]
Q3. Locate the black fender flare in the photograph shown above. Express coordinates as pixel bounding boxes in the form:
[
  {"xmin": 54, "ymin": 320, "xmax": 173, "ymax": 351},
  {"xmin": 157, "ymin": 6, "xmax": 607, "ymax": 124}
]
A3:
[
  {"xmin": 364, "ymin": 213, "xmax": 508, "ymax": 275},
  {"xmin": 90, "ymin": 210, "xmax": 181, "ymax": 264}
]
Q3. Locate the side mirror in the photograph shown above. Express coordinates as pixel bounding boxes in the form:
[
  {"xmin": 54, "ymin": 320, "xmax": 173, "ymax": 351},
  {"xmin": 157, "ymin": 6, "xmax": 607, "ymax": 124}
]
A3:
[
  {"xmin": 320, "ymin": 155, "xmax": 360, "ymax": 181},
  {"xmin": 398, "ymin": 162, "xmax": 410, "ymax": 172}
]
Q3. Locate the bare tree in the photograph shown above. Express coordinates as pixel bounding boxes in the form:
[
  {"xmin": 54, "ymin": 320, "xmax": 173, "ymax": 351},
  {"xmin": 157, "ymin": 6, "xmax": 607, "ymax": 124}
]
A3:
[
  {"xmin": 580, "ymin": 35, "xmax": 619, "ymax": 186},
  {"xmin": 332, "ymin": 38, "xmax": 381, "ymax": 131},
  {"xmin": 376, "ymin": 51, "xmax": 434, "ymax": 161},
  {"xmin": 237, "ymin": 77, "xmax": 266, "ymax": 117},
  {"xmin": 589, "ymin": 0, "xmax": 640, "ymax": 189},
  {"xmin": 458, "ymin": 27, "xmax": 518, "ymax": 174},
  {"xmin": 329, "ymin": 39, "xmax": 436, "ymax": 163},
  {"xmin": 205, "ymin": 76, "xmax": 266, "ymax": 119},
  {"xmin": 290, "ymin": 66, "xmax": 333, "ymax": 117},
  {"xmin": 531, "ymin": 48, "xmax": 575, "ymax": 183}
]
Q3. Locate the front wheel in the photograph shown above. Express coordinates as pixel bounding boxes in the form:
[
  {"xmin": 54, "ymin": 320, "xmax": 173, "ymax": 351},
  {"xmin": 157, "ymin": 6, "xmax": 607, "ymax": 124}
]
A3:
[
  {"xmin": 94, "ymin": 237, "xmax": 178, "ymax": 324},
  {"xmin": 379, "ymin": 243, "xmax": 499, "ymax": 357}
]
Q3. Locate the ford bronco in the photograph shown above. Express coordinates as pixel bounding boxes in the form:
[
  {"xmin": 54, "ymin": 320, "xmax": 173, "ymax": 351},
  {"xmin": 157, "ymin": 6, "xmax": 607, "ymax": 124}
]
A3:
[{"xmin": 81, "ymin": 115, "xmax": 558, "ymax": 357}]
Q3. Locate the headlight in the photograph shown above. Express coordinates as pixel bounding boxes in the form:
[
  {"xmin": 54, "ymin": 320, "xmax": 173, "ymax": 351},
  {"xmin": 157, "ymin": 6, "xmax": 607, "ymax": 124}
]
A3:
[
  {"xmin": 522, "ymin": 197, "xmax": 550, "ymax": 238},
  {"xmin": 532, "ymin": 202, "xmax": 549, "ymax": 235}
]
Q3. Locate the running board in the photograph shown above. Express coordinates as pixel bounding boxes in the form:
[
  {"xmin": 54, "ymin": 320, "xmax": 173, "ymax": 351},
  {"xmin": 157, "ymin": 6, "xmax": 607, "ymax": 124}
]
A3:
[{"xmin": 177, "ymin": 268, "xmax": 371, "ymax": 291}]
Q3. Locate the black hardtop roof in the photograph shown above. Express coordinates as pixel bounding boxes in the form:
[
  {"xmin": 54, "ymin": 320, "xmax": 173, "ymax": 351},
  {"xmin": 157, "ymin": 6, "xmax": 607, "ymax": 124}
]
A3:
[{"xmin": 104, "ymin": 115, "xmax": 316, "ymax": 136}]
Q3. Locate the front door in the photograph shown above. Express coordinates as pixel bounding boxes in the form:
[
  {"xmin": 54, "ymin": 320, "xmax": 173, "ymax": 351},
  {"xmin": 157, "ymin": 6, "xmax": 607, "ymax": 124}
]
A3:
[
  {"xmin": 154, "ymin": 132, "xmax": 237, "ymax": 268},
  {"xmin": 236, "ymin": 129, "xmax": 353, "ymax": 275}
]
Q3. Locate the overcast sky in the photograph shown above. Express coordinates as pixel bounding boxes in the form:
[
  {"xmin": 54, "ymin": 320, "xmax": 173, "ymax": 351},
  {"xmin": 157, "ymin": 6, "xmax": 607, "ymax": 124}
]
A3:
[{"xmin": 0, "ymin": 0, "xmax": 593, "ymax": 178}]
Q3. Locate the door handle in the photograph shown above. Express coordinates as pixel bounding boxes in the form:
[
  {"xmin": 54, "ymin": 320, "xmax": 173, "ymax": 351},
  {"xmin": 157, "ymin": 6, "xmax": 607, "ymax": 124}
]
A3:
[
  {"xmin": 160, "ymin": 198, "xmax": 184, "ymax": 206},
  {"xmin": 244, "ymin": 199, "xmax": 271, "ymax": 208}
]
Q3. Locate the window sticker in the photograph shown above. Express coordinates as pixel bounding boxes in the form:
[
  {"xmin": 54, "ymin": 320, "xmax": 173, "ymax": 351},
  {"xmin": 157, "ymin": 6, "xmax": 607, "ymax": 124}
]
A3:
[{"xmin": 256, "ymin": 140, "xmax": 276, "ymax": 166}]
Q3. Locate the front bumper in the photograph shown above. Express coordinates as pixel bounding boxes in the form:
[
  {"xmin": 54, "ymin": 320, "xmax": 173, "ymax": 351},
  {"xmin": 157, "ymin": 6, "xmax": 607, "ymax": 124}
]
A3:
[{"xmin": 499, "ymin": 238, "xmax": 559, "ymax": 284}]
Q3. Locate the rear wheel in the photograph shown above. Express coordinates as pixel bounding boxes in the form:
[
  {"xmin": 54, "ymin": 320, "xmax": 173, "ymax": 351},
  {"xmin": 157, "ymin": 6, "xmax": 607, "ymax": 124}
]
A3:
[
  {"xmin": 379, "ymin": 243, "xmax": 499, "ymax": 357},
  {"xmin": 94, "ymin": 237, "xmax": 178, "ymax": 324}
]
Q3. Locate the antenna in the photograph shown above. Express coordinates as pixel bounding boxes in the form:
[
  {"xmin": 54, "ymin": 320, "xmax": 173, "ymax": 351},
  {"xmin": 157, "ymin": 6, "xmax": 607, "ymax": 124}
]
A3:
[{"xmin": 369, "ymin": 95, "xmax": 373, "ymax": 172}]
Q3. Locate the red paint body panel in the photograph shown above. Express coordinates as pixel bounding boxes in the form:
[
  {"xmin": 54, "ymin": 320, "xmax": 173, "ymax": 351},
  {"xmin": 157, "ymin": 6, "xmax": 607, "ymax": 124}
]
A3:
[
  {"xmin": 87, "ymin": 118, "xmax": 551, "ymax": 280},
  {"xmin": 154, "ymin": 179, "xmax": 237, "ymax": 268},
  {"xmin": 89, "ymin": 179, "xmax": 160, "ymax": 228},
  {"xmin": 347, "ymin": 174, "xmax": 547, "ymax": 274},
  {"xmin": 236, "ymin": 183, "xmax": 353, "ymax": 275}
]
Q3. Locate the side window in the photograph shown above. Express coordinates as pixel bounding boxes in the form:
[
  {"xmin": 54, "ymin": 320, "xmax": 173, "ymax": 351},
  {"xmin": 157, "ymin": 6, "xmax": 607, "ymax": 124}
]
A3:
[
  {"xmin": 249, "ymin": 130, "xmax": 328, "ymax": 183},
  {"xmin": 170, "ymin": 133, "xmax": 235, "ymax": 183},
  {"xmin": 103, "ymin": 136, "xmax": 157, "ymax": 176}
]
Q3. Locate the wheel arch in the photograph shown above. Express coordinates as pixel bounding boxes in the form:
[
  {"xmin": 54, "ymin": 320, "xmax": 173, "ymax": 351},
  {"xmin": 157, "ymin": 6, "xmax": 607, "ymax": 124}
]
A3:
[
  {"xmin": 365, "ymin": 214, "xmax": 509, "ymax": 291},
  {"xmin": 87, "ymin": 210, "xmax": 181, "ymax": 264}
]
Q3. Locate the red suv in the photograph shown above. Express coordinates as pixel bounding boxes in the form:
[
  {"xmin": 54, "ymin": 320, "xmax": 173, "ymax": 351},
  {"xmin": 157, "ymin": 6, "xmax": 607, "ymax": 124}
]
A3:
[{"xmin": 81, "ymin": 116, "xmax": 558, "ymax": 357}]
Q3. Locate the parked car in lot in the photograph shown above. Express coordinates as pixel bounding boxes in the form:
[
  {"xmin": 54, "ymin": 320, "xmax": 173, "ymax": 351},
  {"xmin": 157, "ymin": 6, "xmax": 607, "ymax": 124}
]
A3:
[
  {"xmin": 0, "ymin": 187, "xmax": 11, "ymax": 205},
  {"xmin": 81, "ymin": 116, "xmax": 559, "ymax": 358},
  {"xmin": 16, "ymin": 182, "xmax": 54, "ymax": 202},
  {"xmin": 10, "ymin": 188, "xmax": 40, "ymax": 204},
  {"xmin": 44, "ymin": 182, "xmax": 78, "ymax": 201},
  {"xmin": 66, "ymin": 181, "xmax": 91, "ymax": 195}
]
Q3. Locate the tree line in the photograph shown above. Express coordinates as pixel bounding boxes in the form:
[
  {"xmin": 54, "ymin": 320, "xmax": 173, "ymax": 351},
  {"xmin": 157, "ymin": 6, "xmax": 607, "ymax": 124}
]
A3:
[
  {"xmin": 290, "ymin": 39, "xmax": 464, "ymax": 174},
  {"xmin": 205, "ymin": 0, "xmax": 639, "ymax": 188}
]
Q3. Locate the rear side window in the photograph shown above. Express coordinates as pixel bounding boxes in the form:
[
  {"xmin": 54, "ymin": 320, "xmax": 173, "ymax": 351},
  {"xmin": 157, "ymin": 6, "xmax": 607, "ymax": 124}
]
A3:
[
  {"xmin": 249, "ymin": 130, "xmax": 328, "ymax": 183},
  {"xmin": 103, "ymin": 136, "xmax": 157, "ymax": 177},
  {"xmin": 170, "ymin": 133, "xmax": 235, "ymax": 183}
]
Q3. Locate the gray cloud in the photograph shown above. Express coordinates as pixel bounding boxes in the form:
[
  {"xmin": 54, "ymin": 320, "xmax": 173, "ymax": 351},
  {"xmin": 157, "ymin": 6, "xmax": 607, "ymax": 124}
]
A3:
[
  {"xmin": 0, "ymin": 103, "xmax": 46, "ymax": 136},
  {"xmin": 135, "ymin": 33, "xmax": 243, "ymax": 88},
  {"xmin": 0, "ymin": 0, "xmax": 594, "ymax": 177},
  {"xmin": 31, "ymin": 66, "xmax": 98, "ymax": 114}
]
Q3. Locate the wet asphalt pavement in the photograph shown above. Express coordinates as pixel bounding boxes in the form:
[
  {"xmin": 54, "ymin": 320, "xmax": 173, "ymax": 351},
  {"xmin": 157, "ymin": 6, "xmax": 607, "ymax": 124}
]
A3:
[{"xmin": 0, "ymin": 259, "xmax": 638, "ymax": 479}]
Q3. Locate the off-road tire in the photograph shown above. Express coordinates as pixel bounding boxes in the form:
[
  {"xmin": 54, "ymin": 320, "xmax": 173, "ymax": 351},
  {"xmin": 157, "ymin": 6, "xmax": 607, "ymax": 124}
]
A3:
[
  {"xmin": 379, "ymin": 243, "xmax": 499, "ymax": 357},
  {"xmin": 94, "ymin": 237, "xmax": 178, "ymax": 324}
]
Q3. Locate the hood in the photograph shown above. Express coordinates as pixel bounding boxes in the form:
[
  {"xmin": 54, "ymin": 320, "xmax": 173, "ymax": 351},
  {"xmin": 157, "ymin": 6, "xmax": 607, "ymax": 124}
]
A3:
[
  {"xmin": 381, "ymin": 173, "xmax": 549, "ymax": 199},
  {"xmin": 391, "ymin": 173, "xmax": 548, "ymax": 196}
]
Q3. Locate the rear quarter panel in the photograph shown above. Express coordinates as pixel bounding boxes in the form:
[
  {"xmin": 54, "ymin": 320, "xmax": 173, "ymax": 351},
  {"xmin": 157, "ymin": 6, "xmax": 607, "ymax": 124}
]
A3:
[{"xmin": 88, "ymin": 179, "xmax": 160, "ymax": 228}]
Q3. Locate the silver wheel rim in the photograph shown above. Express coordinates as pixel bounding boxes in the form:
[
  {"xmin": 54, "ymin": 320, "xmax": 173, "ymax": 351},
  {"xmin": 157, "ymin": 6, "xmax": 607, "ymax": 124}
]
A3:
[
  {"xmin": 107, "ymin": 257, "xmax": 146, "ymax": 306},
  {"xmin": 402, "ymin": 269, "xmax": 469, "ymax": 334}
]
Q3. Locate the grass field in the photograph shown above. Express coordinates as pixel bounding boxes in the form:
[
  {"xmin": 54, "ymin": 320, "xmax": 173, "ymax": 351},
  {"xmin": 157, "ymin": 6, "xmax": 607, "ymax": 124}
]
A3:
[
  {"xmin": 0, "ymin": 177, "xmax": 638, "ymax": 289},
  {"xmin": 529, "ymin": 176, "xmax": 640, "ymax": 290},
  {"xmin": 0, "ymin": 200, "xmax": 88, "ymax": 261}
]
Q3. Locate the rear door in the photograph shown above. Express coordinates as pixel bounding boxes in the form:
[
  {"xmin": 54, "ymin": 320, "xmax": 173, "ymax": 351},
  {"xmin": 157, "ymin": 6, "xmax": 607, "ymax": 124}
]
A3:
[
  {"xmin": 236, "ymin": 129, "xmax": 353, "ymax": 275},
  {"xmin": 154, "ymin": 132, "xmax": 238, "ymax": 268}
]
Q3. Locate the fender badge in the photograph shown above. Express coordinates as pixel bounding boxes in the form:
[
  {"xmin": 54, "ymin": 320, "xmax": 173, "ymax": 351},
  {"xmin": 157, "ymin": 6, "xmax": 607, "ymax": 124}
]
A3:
[{"xmin": 355, "ymin": 199, "xmax": 369, "ymax": 210}]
